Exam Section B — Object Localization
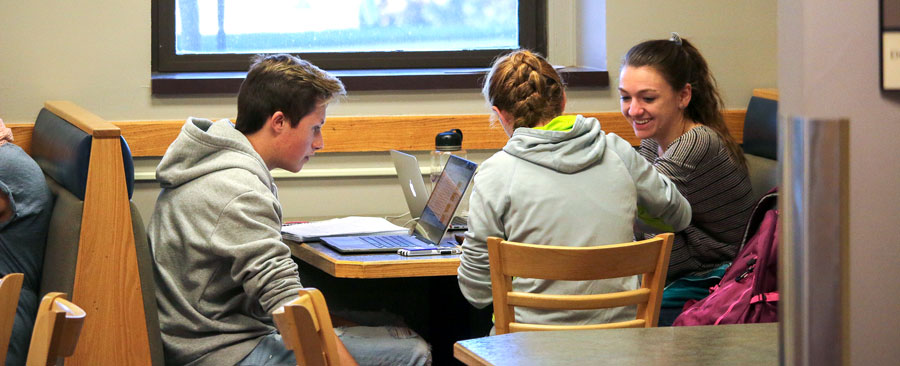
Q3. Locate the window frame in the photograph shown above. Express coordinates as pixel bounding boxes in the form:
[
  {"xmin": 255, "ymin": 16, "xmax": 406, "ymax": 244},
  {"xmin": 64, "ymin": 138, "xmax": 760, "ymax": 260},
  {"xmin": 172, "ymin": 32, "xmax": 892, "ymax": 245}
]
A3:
[{"xmin": 152, "ymin": 0, "xmax": 548, "ymax": 73}]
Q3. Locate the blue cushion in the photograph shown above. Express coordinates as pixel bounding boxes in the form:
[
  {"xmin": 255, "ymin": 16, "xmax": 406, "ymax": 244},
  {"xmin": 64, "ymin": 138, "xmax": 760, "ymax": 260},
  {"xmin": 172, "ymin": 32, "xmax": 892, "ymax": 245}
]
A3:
[
  {"xmin": 122, "ymin": 138, "xmax": 135, "ymax": 199},
  {"xmin": 31, "ymin": 108, "xmax": 134, "ymax": 200},
  {"xmin": 742, "ymin": 96, "xmax": 778, "ymax": 160}
]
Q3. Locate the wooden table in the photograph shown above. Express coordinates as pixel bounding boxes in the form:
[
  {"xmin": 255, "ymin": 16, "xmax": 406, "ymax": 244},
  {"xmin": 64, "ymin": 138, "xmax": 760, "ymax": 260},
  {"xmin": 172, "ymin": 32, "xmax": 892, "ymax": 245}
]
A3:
[
  {"xmin": 454, "ymin": 323, "xmax": 778, "ymax": 366},
  {"xmin": 287, "ymin": 241, "xmax": 461, "ymax": 278}
]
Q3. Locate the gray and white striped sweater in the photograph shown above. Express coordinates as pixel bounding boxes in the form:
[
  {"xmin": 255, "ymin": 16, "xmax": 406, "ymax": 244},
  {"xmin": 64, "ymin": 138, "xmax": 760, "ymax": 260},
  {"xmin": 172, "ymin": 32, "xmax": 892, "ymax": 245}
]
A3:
[{"xmin": 639, "ymin": 126, "xmax": 755, "ymax": 282}]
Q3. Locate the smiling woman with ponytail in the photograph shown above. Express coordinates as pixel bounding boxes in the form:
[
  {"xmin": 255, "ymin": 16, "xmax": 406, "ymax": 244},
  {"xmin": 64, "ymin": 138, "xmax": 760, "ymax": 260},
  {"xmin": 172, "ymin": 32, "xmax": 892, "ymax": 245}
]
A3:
[{"xmin": 618, "ymin": 33, "xmax": 756, "ymax": 325}]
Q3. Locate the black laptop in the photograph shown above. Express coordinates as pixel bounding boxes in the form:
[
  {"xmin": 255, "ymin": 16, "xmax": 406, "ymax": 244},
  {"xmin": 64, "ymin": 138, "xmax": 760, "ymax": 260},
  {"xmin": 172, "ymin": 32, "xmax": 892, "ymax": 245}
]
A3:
[{"xmin": 320, "ymin": 155, "xmax": 477, "ymax": 254}]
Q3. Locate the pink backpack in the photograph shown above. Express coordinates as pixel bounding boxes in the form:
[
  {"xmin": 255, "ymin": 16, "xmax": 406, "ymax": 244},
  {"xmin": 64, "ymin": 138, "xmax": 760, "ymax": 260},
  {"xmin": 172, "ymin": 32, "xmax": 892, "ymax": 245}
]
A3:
[{"xmin": 673, "ymin": 188, "xmax": 779, "ymax": 325}]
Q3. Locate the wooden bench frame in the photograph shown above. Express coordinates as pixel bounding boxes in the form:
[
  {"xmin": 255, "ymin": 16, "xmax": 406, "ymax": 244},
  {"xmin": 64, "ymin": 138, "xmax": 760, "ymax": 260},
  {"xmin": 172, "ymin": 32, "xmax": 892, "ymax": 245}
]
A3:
[{"xmin": 32, "ymin": 101, "xmax": 152, "ymax": 365}]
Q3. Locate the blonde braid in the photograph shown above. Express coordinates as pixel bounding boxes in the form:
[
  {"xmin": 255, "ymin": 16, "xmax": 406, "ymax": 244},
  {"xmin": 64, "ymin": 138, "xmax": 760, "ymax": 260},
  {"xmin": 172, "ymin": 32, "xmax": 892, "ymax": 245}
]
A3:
[{"xmin": 483, "ymin": 50, "xmax": 565, "ymax": 129}]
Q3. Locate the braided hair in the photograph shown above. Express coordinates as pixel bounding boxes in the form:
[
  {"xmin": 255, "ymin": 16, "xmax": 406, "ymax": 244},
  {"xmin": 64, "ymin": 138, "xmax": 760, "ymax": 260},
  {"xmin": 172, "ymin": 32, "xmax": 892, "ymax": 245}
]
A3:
[
  {"xmin": 482, "ymin": 50, "xmax": 565, "ymax": 129},
  {"xmin": 622, "ymin": 35, "xmax": 747, "ymax": 171}
]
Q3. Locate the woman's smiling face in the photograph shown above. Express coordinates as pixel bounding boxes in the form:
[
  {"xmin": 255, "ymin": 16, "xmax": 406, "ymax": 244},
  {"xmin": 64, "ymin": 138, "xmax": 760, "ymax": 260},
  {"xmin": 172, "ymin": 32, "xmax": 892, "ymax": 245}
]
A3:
[{"xmin": 618, "ymin": 65, "xmax": 691, "ymax": 146}]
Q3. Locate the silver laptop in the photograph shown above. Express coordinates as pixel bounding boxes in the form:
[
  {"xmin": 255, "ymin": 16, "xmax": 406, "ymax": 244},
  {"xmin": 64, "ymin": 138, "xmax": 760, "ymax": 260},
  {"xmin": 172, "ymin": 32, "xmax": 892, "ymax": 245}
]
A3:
[
  {"xmin": 389, "ymin": 150, "xmax": 469, "ymax": 230},
  {"xmin": 320, "ymin": 154, "xmax": 477, "ymax": 254}
]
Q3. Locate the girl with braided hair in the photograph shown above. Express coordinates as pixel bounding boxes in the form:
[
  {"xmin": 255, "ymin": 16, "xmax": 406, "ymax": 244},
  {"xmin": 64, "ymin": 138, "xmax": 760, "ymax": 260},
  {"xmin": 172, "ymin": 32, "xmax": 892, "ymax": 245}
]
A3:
[
  {"xmin": 619, "ymin": 34, "xmax": 756, "ymax": 325},
  {"xmin": 457, "ymin": 50, "xmax": 692, "ymax": 333}
]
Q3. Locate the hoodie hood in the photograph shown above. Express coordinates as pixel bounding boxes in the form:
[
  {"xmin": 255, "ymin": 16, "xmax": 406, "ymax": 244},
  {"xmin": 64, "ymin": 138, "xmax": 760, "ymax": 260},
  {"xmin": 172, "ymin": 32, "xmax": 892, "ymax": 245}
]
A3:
[
  {"xmin": 502, "ymin": 115, "xmax": 607, "ymax": 173},
  {"xmin": 156, "ymin": 118, "xmax": 275, "ymax": 192}
]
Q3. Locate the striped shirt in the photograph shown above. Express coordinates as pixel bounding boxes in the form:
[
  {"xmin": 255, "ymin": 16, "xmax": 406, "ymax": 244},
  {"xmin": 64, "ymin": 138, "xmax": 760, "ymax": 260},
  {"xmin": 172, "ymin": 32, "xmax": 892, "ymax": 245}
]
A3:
[{"xmin": 640, "ymin": 126, "xmax": 755, "ymax": 282}]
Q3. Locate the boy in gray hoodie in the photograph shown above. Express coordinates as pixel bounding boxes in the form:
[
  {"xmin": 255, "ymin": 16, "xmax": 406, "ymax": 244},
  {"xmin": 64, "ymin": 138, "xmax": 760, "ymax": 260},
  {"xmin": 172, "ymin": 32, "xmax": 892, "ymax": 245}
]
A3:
[{"xmin": 149, "ymin": 54, "xmax": 429, "ymax": 366}]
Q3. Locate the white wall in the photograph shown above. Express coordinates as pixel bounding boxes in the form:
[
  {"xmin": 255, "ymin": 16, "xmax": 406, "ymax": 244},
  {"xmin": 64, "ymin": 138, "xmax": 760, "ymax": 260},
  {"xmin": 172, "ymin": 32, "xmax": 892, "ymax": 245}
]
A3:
[
  {"xmin": 0, "ymin": 1, "xmax": 777, "ymax": 221},
  {"xmin": 778, "ymin": 1, "xmax": 900, "ymax": 365},
  {"xmin": 0, "ymin": 1, "xmax": 776, "ymax": 120}
]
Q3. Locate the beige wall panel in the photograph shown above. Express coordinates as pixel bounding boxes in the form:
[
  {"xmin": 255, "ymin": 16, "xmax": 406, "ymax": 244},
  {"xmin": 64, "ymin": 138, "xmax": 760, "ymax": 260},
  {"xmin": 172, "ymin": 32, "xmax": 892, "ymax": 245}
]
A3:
[{"xmin": 1, "ymin": 0, "xmax": 777, "ymax": 221}]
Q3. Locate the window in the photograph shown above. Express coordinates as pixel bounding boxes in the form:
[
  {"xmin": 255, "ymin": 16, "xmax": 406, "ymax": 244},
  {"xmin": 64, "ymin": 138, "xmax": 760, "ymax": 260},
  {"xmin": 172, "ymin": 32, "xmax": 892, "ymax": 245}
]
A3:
[{"xmin": 153, "ymin": 0, "xmax": 547, "ymax": 72}]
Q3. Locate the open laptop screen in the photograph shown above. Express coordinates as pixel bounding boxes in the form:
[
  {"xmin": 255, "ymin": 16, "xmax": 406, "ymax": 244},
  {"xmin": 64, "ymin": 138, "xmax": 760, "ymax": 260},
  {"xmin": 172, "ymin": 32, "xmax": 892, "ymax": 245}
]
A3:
[{"xmin": 415, "ymin": 155, "xmax": 477, "ymax": 243}]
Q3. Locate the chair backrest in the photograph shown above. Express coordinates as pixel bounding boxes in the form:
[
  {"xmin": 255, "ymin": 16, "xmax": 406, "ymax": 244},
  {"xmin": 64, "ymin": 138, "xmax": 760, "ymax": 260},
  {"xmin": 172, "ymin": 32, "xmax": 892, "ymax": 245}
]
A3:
[
  {"xmin": 742, "ymin": 91, "xmax": 779, "ymax": 202},
  {"xmin": 488, "ymin": 233, "xmax": 674, "ymax": 335},
  {"xmin": 272, "ymin": 288, "xmax": 350, "ymax": 366},
  {"xmin": 0, "ymin": 273, "xmax": 25, "ymax": 364},
  {"xmin": 25, "ymin": 292, "xmax": 86, "ymax": 366}
]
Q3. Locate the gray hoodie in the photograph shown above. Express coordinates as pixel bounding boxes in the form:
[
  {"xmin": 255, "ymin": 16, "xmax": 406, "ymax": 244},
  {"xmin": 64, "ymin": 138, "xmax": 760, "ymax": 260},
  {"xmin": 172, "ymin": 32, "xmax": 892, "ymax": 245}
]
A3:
[
  {"xmin": 458, "ymin": 115, "xmax": 690, "ymax": 329},
  {"xmin": 149, "ymin": 118, "xmax": 303, "ymax": 366}
]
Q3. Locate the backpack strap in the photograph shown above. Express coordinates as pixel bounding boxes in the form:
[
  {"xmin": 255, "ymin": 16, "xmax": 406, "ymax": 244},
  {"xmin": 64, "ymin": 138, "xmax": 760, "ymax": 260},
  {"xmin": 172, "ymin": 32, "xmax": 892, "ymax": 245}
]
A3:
[
  {"xmin": 751, "ymin": 292, "xmax": 779, "ymax": 304},
  {"xmin": 737, "ymin": 188, "xmax": 779, "ymax": 253}
]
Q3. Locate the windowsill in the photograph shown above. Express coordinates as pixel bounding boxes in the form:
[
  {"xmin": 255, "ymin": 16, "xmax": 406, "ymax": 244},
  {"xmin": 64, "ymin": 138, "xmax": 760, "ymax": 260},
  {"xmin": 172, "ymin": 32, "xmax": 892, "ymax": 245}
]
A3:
[{"xmin": 150, "ymin": 67, "xmax": 609, "ymax": 95}]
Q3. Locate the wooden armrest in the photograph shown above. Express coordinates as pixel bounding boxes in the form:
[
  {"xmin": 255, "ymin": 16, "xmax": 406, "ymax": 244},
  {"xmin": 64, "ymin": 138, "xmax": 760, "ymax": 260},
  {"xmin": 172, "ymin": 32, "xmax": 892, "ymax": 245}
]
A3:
[{"xmin": 45, "ymin": 101, "xmax": 120, "ymax": 137}]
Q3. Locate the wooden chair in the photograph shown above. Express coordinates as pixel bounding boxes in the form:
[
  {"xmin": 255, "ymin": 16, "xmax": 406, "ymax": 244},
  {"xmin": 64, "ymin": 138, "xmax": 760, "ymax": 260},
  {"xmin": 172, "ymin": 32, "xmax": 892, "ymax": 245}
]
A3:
[
  {"xmin": 1, "ymin": 273, "xmax": 25, "ymax": 363},
  {"xmin": 272, "ymin": 288, "xmax": 356, "ymax": 366},
  {"xmin": 488, "ymin": 233, "xmax": 674, "ymax": 334},
  {"xmin": 25, "ymin": 292, "xmax": 86, "ymax": 366}
]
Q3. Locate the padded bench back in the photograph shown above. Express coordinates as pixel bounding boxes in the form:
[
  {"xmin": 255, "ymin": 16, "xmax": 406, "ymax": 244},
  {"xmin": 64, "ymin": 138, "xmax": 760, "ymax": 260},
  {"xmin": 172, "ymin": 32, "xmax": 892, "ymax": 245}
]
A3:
[
  {"xmin": 743, "ymin": 96, "xmax": 778, "ymax": 160},
  {"xmin": 31, "ymin": 108, "xmax": 135, "ymax": 201},
  {"xmin": 38, "ymin": 178, "xmax": 82, "ymax": 297},
  {"xmin": 742, "ymin": 96, "xmax": 779, "ymax": 202},
  {"xmin": 131, "ymin": 205, "xmax": 166, "ymax": 366}
]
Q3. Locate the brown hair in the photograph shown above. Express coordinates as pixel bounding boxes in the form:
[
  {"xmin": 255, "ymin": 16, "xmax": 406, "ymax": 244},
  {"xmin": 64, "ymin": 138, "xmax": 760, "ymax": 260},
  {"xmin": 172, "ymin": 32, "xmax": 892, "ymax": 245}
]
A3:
[
  {"xmin": 482, "ymin": 50, "xmax": 565, "ymax": 129},
  {"xmin": 236, "ymin": 54, "xmax": 346, "ymax": 134},
  {"xmin": 622, "ymin": 36, "xmax": 747, "ymax": 171}
]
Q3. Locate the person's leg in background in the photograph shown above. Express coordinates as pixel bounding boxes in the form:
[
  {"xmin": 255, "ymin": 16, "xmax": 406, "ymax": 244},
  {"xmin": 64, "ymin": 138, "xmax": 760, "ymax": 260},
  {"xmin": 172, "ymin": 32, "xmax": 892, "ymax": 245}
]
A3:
[
  {"xmin": 238, "ymin": 328, "xmax": 431, "ymax": 366},
  {"xmin": 337, "ymin": 325, "xmax": 431, "ymax": 366}
]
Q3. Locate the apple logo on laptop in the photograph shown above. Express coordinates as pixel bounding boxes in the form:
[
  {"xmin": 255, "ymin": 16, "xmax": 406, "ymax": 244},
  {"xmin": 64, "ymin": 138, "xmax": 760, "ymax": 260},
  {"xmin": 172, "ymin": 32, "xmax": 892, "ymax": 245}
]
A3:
[{"xmin": 409, "ymin": 180, "xmax": 417, "ymax": 197}]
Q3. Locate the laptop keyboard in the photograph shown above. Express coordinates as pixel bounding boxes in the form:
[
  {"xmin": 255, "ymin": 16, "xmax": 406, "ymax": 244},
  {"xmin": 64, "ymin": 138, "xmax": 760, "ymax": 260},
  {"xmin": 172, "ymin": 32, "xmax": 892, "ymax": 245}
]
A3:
[{"xmin": 361, "ymin": 235, "xmax": 426, "ymax": 248}]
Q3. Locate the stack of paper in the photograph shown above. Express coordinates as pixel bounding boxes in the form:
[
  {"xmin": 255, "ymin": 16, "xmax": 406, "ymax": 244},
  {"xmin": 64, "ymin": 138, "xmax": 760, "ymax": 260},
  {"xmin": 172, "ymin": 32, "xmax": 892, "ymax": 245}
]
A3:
[{"xmin": 281, "ymin": 216, "xmax": 409, "ymax": 242}]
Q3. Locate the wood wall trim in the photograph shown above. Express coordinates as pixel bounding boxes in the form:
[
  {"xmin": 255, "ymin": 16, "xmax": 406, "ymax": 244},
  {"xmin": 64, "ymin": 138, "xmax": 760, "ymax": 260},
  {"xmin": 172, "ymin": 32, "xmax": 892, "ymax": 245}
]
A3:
[{"xmin": 9, "ymin": 110, "xmax": 746, "ymax": 157}]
